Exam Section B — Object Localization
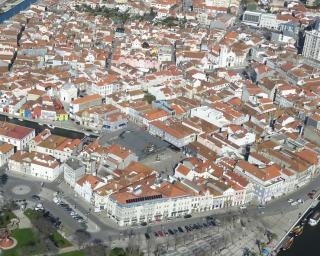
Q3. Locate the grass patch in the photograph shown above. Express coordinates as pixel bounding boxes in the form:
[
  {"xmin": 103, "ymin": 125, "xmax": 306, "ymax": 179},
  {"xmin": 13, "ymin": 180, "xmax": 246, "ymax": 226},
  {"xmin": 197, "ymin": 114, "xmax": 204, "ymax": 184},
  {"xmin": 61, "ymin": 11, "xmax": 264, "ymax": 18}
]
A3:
[
  {"xmin": 57, "ymin": 250, "xmax": 85, "ymax": 256},
  {"xmin": 50, "ymin": 231, "xmax": 72, "ymax": 248},
  {"xmin": 0, "ymin": 210, "xmax": 16, "ymax": 228},
  {"xmin": 2, "ymin": 228, "xmax": 46, "ymax": 256}
]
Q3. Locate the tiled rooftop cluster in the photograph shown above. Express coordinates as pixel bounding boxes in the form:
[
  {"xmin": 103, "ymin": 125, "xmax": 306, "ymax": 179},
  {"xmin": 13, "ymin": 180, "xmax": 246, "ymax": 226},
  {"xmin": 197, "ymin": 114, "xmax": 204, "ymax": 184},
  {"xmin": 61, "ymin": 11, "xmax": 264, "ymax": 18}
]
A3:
[{"xmin": 1, "ymin": 0, "xmax": 320, "ymax": 226}]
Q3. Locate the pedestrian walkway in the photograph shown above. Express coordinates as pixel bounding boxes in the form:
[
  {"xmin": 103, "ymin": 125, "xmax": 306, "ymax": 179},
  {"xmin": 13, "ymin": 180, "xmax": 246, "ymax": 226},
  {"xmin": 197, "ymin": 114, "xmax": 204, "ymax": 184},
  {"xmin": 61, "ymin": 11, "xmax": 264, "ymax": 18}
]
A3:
[{"xmin": 13, "ymin": 209, "xmax": 32, "ymax": 229}]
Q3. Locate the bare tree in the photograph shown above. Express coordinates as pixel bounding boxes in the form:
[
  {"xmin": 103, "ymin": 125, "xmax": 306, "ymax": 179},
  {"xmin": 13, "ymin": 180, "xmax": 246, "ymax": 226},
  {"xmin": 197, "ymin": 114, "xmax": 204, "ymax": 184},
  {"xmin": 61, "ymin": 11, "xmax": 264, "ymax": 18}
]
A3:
[{"xmin": 74, "ymin": 229, "xmax": 91, "ymax": 249}]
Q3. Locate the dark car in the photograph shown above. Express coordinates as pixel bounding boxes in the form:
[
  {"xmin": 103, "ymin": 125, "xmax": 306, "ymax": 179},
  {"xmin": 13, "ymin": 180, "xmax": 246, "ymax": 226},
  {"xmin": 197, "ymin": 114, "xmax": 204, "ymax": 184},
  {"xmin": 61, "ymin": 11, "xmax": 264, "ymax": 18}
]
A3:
[
  {"xmin": 168, "ymin": 229, "xmax": 174, "ymax": 235},
  {"xmin": 178, "ymin": 227, "xmax": 184, "ymax": 233},
  {"xmin": 140, "ymin": 222, "xmax": 147, "ymax": 226},
  {"xmin": 184, "ymin": 214, "xmax": 192, "ymax": 219},
  {"xmin": 31, "ymin": 195, "xmax": 40, "ymax": 201},
  {"xmin": 154, "ymin": 232, "xmax": 159, "ymax": 237},
  {"xmin": 145, "ymin": 233, "xmax": 150, "ymax": 240}
]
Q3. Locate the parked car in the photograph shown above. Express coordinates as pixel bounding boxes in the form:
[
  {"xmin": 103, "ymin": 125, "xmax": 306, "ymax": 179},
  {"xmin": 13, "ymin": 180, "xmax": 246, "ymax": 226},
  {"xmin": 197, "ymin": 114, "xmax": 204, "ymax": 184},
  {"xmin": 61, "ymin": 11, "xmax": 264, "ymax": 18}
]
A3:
[
  {"xmin": 145, "ymin": 233, "xmax": 150, "ymax": 240},
  {"xmin": 168, "ymin": 229, "xmax": 174, "ymax": 235},
  {"xmin": 308, "ymin": 192, "xmax": 315, "ymax": 199},
  {"xmin": 288, "ymin": 199, "xmax": 294, "ymax": 203},
  {"xmin": 184, "ymin": 214, "xmax": 192, "ymax": 219},
  {"xmin": 240, "ymin": 205, "xmax": 247, "ymax": 209},
  {"xmin": 34, "ymin": 203, "xmax": 44, "ymax": 211},
  {"xmin": 32, "ymin": 195, "xmax": 41, "ymax": 201},
  {"xmin": 178, "ymin": 227, "xmax": 184, "ymax": 233}
]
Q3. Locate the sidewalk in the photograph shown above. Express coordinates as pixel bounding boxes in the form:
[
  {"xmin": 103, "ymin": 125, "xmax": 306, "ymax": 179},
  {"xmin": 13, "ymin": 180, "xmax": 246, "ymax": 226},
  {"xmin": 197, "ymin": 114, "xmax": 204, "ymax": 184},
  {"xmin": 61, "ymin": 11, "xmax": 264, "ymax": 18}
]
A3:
[{"xmin": 12, "ymin": 209, "xmax": 32, "ymax": 229}]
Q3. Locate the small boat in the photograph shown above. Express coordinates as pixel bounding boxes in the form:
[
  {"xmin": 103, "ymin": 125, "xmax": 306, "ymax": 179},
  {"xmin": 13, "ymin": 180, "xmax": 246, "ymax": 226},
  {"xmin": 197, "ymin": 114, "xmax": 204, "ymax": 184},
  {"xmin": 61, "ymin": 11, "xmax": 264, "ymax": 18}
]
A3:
[
  {"xmin": 302, "ymin": 209, "xmax": 314, "ymax": 225},
  {"xmin": 47, "ymin": 124, "xmax": 55, "ymax": 129},
  {"xmin": 282, "ymin": 237, "xmax": 294, "ymax": 251},
  {"xmin": 309, "ymin": 211, "xmax": 320, "ymax": 226},
  {"xmin": 295, "ymin": 226, "xmax": 303, "ymax": 236},
  {"xmin": 291, "ymin": 225, "xmax": 300, "ymax": 234},
  {"xmin": 292, "ymin": 225, "xmax": 303, "ymax": 236},
  {"xmin": 8, "ymin": 116, "xmax": 12, "ymax": 119}
]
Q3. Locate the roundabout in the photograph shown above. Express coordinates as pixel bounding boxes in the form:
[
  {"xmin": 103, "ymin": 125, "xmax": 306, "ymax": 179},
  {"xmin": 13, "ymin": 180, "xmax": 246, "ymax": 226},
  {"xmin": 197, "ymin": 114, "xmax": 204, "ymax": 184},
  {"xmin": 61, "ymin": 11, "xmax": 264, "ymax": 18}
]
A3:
[{"xmin": 11, "ymin": 185, "xmax": 31, "ymax": 196}]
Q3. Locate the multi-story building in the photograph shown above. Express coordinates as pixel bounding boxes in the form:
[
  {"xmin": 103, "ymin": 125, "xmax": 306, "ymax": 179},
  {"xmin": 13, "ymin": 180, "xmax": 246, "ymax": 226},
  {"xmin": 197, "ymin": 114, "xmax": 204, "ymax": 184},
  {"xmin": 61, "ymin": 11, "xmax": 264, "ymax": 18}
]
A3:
[
  {"xmin": 8, "ymin": 151, "xmax": 62, "ymax": 181},
  {"xmin": 90, "ymin": 75, "xmax": 119, "ymax": 98},
  {"xmin": 302, "ymin": 29, "xmax": 320, "ymax": 62},
  {"xmin": 149, "ymin": 120, "xmax": 197, "ymax": 148},
  {"xmin": 63, "ymin": 157, "xmax": 86, "ymax": 187},
  {"xmin": 0, "ymin": 143, "xmax": 14, "ymax": 167},
  {"xmin": 29, "ymin": 129, "xmax": 81, "ymax": 162},
  {"xmin": 0, "ymin": 121, "xmax": 35, "ymax": 150},
  {"xmin": 205, "ymin": 0, "xmax": 239, "ymax": 8},
  {"xmin": 69, "ymin": 94, "xmax": 103, "ymax": 119}
]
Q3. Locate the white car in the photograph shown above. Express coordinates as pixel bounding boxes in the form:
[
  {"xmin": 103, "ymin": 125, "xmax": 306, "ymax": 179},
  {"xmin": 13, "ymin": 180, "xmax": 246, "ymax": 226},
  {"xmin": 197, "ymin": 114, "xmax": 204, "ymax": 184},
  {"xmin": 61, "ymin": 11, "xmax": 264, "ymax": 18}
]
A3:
[
  {"xmin": 53, "ymin": 197, "xmax": 61, "ymax": 204},
  {"xmin": 34, "ymin": 203, "xmax": 44, "ymax": 211},
  {"xmin": 70, "ymin": 211, "xmax": 77, "ymax": 216},
  {"xmin": 240, "ymin": 205, "xmax": 247, "ymax": 209},
  {"xmin": 288, "ymin": 199, "xmax": 294, "ymax": 203},
  {"xmin": 291, "ymin": 201, "xmax": 298, "ymax": 206},
  {"xmin": 297, "ymin": 199, "xmax": 303, "ymax": 204}
]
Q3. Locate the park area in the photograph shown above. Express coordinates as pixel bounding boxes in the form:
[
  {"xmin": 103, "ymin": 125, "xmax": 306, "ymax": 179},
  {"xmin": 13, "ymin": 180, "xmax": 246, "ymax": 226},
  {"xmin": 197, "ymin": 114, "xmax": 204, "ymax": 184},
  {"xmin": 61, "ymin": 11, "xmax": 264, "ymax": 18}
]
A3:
[{"xmin": 1, "ymin": 228, "xmax": 46, "ymax": 256}]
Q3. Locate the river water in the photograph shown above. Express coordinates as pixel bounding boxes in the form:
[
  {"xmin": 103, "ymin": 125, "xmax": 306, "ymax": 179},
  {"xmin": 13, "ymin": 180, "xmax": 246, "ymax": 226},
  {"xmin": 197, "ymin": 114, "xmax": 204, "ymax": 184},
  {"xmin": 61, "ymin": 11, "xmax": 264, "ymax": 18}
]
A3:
[{"xmin": 277, "ymin": 202, "xmax": 320, "ymax": 256}]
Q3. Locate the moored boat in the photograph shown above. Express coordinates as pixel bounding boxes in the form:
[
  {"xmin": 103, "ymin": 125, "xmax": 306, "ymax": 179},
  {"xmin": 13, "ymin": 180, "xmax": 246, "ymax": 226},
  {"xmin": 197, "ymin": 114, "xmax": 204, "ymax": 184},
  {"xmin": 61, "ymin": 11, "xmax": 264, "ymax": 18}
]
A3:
[
  {"xmin": 301, "ymin": 208, "xmax": 315, "ymax": 225},
  {"xmin": 47, "ymin": 124, "xmax": 55, "ymax": 129},
  {"xmin": 291, "ymin": 225, "xmax": 303, "ymax": 236},
  {"xmin": 291, "ymin": 225, "xmax": 300, "ymax": 234},
  {"xmin": 308, "ymin": 211, "xmax": 320, "ymax": 226},
  {"xmin": 282, "ymin": 237, "xmax": 294, "ymax": 251},
  {"xmin": 295, "ymin": 226, "xmax": 303, "ymax": 236}
]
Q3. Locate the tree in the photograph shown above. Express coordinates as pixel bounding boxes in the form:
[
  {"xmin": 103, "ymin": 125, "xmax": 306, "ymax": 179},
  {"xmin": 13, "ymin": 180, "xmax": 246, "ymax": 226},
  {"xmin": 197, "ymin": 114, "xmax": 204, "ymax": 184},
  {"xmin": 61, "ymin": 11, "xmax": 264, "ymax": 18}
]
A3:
[
  {"xmin": 74, "ymin": 229, "xmax": 91, "ymax": 249},
  {"xmin": 109, "ymin": 247, "xmax": 126, "ymax": 256},
  {"xmin": 32, "ymin": 215, "xmax": 55, "ymax": 240},
  {"xmin": 84, "ymin": 244, "xmax": 106, "ymax": 256},
  {"xmin": 144, "ymin": 93, "xmax": 156, "ymax": 104},
  {"xmin": 0, "ymin": 173, "xmax": 8, "ymax": 186}
]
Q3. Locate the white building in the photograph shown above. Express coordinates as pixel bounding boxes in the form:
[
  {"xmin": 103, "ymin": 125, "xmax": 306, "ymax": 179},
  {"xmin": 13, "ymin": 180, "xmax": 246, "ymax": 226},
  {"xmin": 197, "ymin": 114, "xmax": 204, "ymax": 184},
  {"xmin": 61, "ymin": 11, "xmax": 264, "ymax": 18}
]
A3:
[
  {"xmin": 8, "ymin": 151, "xmax": 62, "ymax": 181},
  {"xmin": 302, "ymin": 29, "xmax": 320, "ymax": 62},
  {"xmin": 0, "ymin": 122, "xmax": 35, "ymax": 150},
  {"xmin": 90, "ymin": 75, "xmax": 119, "ymax": 97},
  {"xmin": 69, "ymin": 94, "xmax": 103, "ymax": 118},
  {"xmin": 0, "ymin": 143, "xmax": 14, "ymax": 167},
  {"xmin": 259, "ymin": 13, "xmax": 278, "ymax": 30},
  {"xmin": 29, "ymin": 130, "xmax": 81, "ymax": 162},
  {"xmin": 205, "ymin": 0, "xmax": 240, "ymax": 8},
  {"xmin": 59, "ymin": 83, "xmax": 78, "ymax": 104},
  {"xmin": 148, "ymin": 121, "xmax": 196, "ymax": 148},
  {"xmin": 63, "ymin": 157, "xmax": 86, "ymax": 187},
  {"xmin": 190, "ymin": 106, "xmax": 229, "ymax": 128},
  {"xmin": 234, "ymin": 160, "xmax": 287, "ymax": 203},
  {"xmin": 74, "ymin": 174, "xmax": 105, "ymax": 203}
]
